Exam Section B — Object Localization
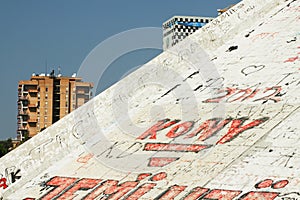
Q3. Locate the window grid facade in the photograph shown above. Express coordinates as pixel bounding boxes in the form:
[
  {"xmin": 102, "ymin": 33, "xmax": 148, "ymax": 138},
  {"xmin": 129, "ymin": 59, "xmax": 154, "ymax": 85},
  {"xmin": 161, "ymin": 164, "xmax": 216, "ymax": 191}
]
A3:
[
  {"xmin": 163, "ymin": 16, "xmax": 214, "ymax": 50},
  {"xmin": 17, "ymin": 74, "xmax": 93, "ymax": 141}
]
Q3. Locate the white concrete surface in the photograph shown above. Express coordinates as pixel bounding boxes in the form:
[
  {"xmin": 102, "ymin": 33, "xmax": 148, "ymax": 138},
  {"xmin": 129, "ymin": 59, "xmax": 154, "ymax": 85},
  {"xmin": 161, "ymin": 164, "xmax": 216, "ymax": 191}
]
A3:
[{"xmin": 0, "ymin": 0, "xmax": 299, "ymax": 199}]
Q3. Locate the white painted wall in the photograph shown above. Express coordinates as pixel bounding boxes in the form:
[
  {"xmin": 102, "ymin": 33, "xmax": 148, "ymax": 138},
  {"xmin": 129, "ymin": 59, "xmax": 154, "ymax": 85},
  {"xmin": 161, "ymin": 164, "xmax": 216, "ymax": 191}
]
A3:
[{"xmin": 0, "ymin": 0, "xmax": 299, "ymax": 199}]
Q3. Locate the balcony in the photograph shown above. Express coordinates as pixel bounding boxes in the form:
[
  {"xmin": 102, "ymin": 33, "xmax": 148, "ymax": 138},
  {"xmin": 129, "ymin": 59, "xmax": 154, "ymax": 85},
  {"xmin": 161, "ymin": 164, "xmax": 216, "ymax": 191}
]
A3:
[
  {"xmin": 19, "ymin": 121, "xmax": 28, "ymax": 125},
  {"xmin": 28, "ymin": 118, "xmax": 37, "ymax": 123},
  {"xmin": 28, "ymin": 89, "xmax": 38, "ymax": 93},
  {"xmin": 18, "ymin": 96, "xmax": 28, "ymax": 101},
  {"xmin": 18, "ymin": 111, "xmax": 28, "ymax": 115},
  {"xmin": 17, "ymin": 126, "xmax": 27, "ymax": 131},
  {"xmin": 28, "ymin": 104, "xmax": 37, "ymax": 108},
  {"xmin": 76, "ymin": 90, "xmax": 86, "ymax": 94}
]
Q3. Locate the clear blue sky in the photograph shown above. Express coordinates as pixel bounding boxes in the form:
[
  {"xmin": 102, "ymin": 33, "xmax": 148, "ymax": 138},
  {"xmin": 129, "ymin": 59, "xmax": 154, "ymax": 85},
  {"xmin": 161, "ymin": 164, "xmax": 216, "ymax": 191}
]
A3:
[{"xmin": 0, "ymin": 0, "xmax": 240, "ymax": 140}]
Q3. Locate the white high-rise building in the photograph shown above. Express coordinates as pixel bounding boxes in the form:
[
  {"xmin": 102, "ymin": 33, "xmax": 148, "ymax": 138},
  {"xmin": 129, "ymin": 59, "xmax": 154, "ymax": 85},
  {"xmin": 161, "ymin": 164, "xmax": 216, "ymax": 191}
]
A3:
[{"xmin": 163, "ymin": 16, "xmax": 214, "ymax": 50}]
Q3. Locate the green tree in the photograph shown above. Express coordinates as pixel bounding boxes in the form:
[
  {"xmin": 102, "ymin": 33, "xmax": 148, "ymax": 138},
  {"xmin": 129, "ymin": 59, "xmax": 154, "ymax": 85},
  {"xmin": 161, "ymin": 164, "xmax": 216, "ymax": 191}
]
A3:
[{"xmin": 0, "ymin": 139, "xmax": 13, "ymax": 157}]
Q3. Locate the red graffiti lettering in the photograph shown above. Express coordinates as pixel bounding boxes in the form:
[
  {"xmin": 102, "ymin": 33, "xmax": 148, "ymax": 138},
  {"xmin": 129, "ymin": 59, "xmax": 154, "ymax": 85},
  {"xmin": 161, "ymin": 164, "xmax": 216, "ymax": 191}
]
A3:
[
  {"xmin": 255, "ymin": 179, "xmax": 273, "ymax": 189},
  {"xmin": 32, "ymin": 175, "xmax": 294, "ymax": 200},
  {"xmin": 239, "ymin": 191, "xmax": 279, "ymax": 200},
  {"xmin": 203, "ymin": 189, "xmax": 241, "ymax": 200},
  {"xmin": 227, "ymin": 88, "xmax": 252, "ymax": 102},
  {"xmin": 242, "ymin": 89, "xmax": 260, "ymax": 101},
  {"xmin": 202, "ymin": 86, "xmax": 283, "ymax": 103},
  {"xmin": 272, "ymin": 180, "xmax": 289, "ymax": 189},
  {"xmin": 41, "ymin": 177, "xmax": 77, "ymax": 200},
  {"xmin": 203, "ymin": 88, "xmax": 236, "ymax": 103},
  {"xmin": 136, "ymin": 173, "xmax": 152, "ymax": 181},
  {"xmin": 144, "ymin": 143, "xmax": 210, "ymax": 153},
  {"xmin": 58, "ymin": 178, "xmax": 102, "ymax": 199},
  {"xmin": 185, "ymin": 118, "xmax": 231, "ymax": 141},
  {"xmin": 83, "ymin": 180, "xmax": 138, "ymax": 200},
  {"xmin": 157, "ymin": 185, "xmax": 187, "ymax": 200},
  {"xmin": 125, "ymin": 183, "xmax": 156, "ymax": 200},
  {"xmin": 251, "ymin": 32, "xmax": 279, "ymax": 42},
  {"xmin": 166, "ymin": 121, "xmax": 194, "ymax": 138},
  {"xmin": 284, "ymin": 56, "xmax": 299, "ymax": 63},
  {"xmin": 83, "ymin": 180, "xmax": 117, "ymax": 200},
  {"xmin": 183, "ymin": 187, "xmax": 209, "ymax": 200},
  {"xmin": 77, "ymin": 153, "xmax": 93, "ymax": 164},
  {"xmin": 217, "ymin": 117, "xmax": 269, "ymax": 144},
  {"xmin": 0, "ymin": 177, "xmax": 8, "ymax": 189},
  {"xmin": 102, "ymin": 181, "xmax": 138, "ymax": 200},
  {"xmin": 148, "ymin": 157, "xmax": 180, "ymax": 167},
  {"xmin": 151, "ymin": 172, "xmax": 167, "ymax": 182},
  {"xmin": 137, "ymin": 119, "xmax": 180, "ymax": 140},
  {"xmin": 254, "ymin": 86, "xmax": 282, "ymax": 103}
]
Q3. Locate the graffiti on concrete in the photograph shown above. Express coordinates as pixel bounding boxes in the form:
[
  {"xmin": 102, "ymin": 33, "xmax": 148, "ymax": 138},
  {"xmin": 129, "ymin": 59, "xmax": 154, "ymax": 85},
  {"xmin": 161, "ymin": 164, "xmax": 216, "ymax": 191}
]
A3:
[
  {"xmin": 251, "ymin": 32, "xmax": 279, "ymax": 42},
  {"xmin": 203, "ymin": 86, "xmax": 283, "ymax": 103},
  {"xmin": 284, "ymin": 56, "xmax": 299, "ymax": 63},
  {"xmin": 241, "ymin": 65, "xmax": 266, "ymax": 76},
  {"xmin": 23, "ymin": 175, "xmax": 293, "ymax": 200},
  {"xmin": 0, "ymin": 178, "xmax": 7, "ymax": 189},
  {"xmin": 137, "ymin": 117, "xmax": 269, "ymax": 144},
  {"xmin": 0, "ymin": 166, "xmax": 21, "ymax": 189}
]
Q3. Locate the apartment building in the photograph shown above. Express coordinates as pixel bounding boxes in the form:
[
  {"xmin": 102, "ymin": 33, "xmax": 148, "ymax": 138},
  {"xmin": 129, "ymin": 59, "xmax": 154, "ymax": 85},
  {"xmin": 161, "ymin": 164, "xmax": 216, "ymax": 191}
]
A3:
[{"xmin": 17, "ymin": 72, "xmax": 93, "ymax": 140}]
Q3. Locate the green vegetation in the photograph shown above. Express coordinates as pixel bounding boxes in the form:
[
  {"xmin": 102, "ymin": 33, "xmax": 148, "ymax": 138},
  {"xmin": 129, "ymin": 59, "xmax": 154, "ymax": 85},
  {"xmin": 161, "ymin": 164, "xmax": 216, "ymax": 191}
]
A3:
[{"xmin": 0, "ymin": 139, "xmax": 13, "ymax": 157}]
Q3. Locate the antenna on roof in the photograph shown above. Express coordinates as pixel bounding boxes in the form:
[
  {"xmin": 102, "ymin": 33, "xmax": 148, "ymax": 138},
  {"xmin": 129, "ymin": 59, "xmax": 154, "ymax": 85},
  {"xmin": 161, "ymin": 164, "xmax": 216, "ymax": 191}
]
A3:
[
  {"xmin": 45, "ymin": 59, "xmax": 48, "ymax": 75},
  {"xmin": 50, "ymin": 69, "xmax": 55, "ymax": 77}
]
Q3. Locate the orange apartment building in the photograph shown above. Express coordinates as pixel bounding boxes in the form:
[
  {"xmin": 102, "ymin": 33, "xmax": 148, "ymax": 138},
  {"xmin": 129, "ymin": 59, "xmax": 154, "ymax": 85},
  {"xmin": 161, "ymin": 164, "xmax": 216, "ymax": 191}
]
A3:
[{"xmin": 17, "ymin": 72, "xmax": 93, "ymax": 141}]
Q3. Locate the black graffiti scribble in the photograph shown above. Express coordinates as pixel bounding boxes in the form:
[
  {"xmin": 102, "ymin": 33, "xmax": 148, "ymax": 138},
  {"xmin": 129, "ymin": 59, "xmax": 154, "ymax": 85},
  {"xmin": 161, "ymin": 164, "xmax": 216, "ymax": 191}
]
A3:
[
  {"xmin": 5, "ymin": 168, "xmax": 21, "ymax": 184},
  {"xmin": 245, "ymin": 29, "xmax": 255, "ymax": 37},
  {"xmin": 153, "ymin": 84, "xmax": 181, "ymax": 103},
  {"xmin": 241, "ymin": 65, "xmax": 265, "ymax": 76},
  {"xmin": 226, "ymin": 45, "xmax": 238, "ymax": 52},
  {"xmin": 183, "ymin": 71, "xmax": 200, "ymax": 81},
  {"xmin": 11, "ymin": 169, "xmax": 21, "ymax": 183},
  {"xmin": 161, "ymin": 84, "xmax": 181, "ymax": 98},
  {"xmin": 287, "ymin": 36, "xmax": 297, "ymax": 43}
]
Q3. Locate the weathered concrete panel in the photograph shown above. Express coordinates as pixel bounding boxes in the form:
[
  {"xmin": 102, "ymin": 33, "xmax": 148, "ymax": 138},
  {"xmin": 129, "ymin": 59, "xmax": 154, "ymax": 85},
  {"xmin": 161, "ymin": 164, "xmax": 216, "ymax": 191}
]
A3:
[{"xmin": 0, "ymin": 0, "xmax": 300, "ymax": 199}]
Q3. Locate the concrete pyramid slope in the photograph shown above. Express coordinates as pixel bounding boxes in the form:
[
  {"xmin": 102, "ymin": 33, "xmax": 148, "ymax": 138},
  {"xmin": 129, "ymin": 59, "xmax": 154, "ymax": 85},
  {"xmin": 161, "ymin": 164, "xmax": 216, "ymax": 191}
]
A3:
[{"xmin": 1, "ymin": 0, "xmax": 300, "ymax": 199}]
